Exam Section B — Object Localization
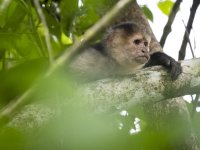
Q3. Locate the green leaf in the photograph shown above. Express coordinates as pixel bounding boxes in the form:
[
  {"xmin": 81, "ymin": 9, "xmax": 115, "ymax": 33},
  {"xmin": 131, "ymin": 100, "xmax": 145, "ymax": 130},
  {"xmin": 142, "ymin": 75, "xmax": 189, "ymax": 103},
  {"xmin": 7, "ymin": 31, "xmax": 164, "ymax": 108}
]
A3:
[
  {"xmin": 72, "ymin": 0, "xmax": 116, "ymax": 36},
  {"xmin": 142, "ymin": 5, "xmax": 153, "ymax": 22},
  {"xmin": 14, "ymin": 34, "xmax": 42, "ymax": 59},
  {"xmin": 74, "ymin": 9, "xmax": 100, "ymax": 35},
  {"xmin": 2, "ymin": 1, "xmax": 27, "ymax": 31},
  {"xmin": 0, "ymin": 30, "xmax": 16, "ymax": 50},
  {"xmin": 60, "ymin": 0, "xmax": 79, "ymax": 35},
  {"xmin": 158, "ymin": 0, "xmax": 174, "ymax": 16},
  {"xmin": 61, "ymin": 32, "xmax": 72, "ymax": 45},
  {"xmin": 83, "ymin": 0, "xmax": 116, "ymax": 13},
  {"xmin": 0, "ymin": 58, "xmax": 49, "ymax": 106}
]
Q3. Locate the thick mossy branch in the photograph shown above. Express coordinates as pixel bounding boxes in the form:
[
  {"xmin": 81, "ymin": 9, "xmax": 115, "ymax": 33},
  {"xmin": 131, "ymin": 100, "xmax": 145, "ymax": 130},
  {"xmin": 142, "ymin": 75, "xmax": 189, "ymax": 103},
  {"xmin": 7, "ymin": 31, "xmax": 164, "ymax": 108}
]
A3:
[
  {"xmin": 79, "ymin": 58, "xmax": 200, "ymax": 112},
  {"xmin": 5, "ymin": 58, "xmax": 200, "ymax": 129}
]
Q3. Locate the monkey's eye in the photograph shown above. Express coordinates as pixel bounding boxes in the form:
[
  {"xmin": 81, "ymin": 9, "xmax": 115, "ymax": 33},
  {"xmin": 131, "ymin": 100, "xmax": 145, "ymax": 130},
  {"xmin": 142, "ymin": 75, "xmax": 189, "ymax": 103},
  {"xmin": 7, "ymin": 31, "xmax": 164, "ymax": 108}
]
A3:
[
  {"xmin": 133, "ymin": 39, "xmax": 141, "ymax": 45},
  {"xmin": 144, "ymin": 42, "xmax": 148, "ymax": 47}
]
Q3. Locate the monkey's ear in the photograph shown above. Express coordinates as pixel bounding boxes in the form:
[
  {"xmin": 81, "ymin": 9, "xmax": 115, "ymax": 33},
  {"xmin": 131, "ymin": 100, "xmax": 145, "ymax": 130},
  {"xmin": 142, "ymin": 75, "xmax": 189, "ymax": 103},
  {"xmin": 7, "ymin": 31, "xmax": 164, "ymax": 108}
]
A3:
[{"xmin": 144, "ymin": 52, "xmax": 182, "ymax": 80}]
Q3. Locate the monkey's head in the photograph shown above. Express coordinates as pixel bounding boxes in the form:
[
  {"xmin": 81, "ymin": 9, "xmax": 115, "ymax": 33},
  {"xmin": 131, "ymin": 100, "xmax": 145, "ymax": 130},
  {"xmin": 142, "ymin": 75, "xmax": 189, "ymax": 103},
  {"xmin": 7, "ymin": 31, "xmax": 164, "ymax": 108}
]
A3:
[{"xmin": 104, "ymin": 22, "xmax": 151, "ymax": 69}]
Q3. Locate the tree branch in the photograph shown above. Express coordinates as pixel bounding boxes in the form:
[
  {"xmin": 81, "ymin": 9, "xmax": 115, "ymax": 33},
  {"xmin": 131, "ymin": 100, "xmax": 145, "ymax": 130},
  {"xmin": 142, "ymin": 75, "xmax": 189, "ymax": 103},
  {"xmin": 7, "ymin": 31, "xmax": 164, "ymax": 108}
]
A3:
[
  {"xmin": 160, "ymin": 0, "xmax": 183, "ymax": 47},
  {"xmin": 79, "ymin": 58, "xmax": 200, "ymax": 113},
  {"xmin": 34, "ymin": 0, "xmax": 53, "ymax": 63},
  {"xmin": 5, "ymin": 57, "xmax": 200, "ymax": 131},
  {"xmin": 178, "ymin": 0, "xmax": 200, "ymax": 60}
]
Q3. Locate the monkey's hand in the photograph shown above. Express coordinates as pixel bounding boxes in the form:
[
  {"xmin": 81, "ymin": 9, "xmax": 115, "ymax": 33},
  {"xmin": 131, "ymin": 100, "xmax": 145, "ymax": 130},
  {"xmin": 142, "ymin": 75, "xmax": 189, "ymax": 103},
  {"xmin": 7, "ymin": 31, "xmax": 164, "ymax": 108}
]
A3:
[{"xmin": 144, "ymin": 52, "xmax": 182, "ymax": 80}]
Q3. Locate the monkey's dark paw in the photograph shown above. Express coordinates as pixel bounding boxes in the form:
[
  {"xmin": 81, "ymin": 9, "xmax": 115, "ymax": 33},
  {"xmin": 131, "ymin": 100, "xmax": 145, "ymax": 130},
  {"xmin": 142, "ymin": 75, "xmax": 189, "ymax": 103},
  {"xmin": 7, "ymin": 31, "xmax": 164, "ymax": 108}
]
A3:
[
  {"xmin": 170, "ymin": 60, "xmax": 182, "ymax": 80},
  {"xmin": 144, "ymin": 52, "xmax": 182, "ymax": 80}
]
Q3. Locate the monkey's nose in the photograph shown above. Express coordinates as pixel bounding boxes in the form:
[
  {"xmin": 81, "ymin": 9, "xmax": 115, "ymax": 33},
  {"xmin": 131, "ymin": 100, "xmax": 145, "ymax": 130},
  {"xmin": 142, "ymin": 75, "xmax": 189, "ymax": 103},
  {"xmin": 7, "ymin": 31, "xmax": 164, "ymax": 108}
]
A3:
[{"xmin": 141, "ymin": 49, "xmax": 148, "ymax": 53}]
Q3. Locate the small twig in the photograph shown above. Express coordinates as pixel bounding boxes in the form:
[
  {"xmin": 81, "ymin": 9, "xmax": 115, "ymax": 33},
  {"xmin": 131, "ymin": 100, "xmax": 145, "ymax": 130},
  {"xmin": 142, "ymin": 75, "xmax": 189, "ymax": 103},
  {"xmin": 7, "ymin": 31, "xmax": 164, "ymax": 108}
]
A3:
[
  {"xmin": 178, "ymin": 0, "xmax": 200, "ymax": 60},
  {"xmin": 182, "ymin": 20, "xmax": 195, "ymax": 58},
  {"xmin": 34, "ymin": 0, "xmax": 53, "ymax": 63},
  {"xmin": 28, "ymin": 0, "xmax": 47, "ymax": 57},
  {"xmin": 160, "ymin": 0, "xmax": 182, "ymax": 47}
]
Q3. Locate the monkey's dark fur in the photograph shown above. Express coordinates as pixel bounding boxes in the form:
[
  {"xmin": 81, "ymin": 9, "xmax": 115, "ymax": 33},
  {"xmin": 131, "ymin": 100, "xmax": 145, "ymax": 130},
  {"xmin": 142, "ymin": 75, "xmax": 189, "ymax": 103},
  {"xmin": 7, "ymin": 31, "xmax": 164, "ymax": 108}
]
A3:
[{"xmin": 69, "ymin": 22, "xmax": 182, "ymax": 81}]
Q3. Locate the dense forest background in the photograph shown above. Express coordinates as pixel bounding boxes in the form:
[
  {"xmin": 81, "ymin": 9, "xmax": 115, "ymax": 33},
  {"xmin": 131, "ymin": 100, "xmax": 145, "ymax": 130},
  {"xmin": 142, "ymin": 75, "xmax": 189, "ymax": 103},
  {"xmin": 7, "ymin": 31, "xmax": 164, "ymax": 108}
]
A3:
[{"xmin": 0, "ymin": 0, "xmax": 200, "ymax": 149}]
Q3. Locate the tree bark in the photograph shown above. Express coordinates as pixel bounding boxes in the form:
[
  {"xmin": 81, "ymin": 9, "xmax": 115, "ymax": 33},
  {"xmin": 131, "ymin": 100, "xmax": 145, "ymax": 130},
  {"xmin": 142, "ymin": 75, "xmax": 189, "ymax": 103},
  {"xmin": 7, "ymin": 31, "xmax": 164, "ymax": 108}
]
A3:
[{"xmin": 80, "ymin": 58, "xmax": 200, "ymax": 112}]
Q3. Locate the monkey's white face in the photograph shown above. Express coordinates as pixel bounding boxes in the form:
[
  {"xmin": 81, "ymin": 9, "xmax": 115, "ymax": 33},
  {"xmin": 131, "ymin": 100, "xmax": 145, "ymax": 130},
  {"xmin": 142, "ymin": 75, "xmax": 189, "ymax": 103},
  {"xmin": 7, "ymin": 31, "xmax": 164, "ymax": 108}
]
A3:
[
  {"xmin": 129, "ymin": 33, "xmax": 150, "ymax": 64},
  {"xmin": 106, "ymin": 31, "xmax": 151, "ymax": 69}
]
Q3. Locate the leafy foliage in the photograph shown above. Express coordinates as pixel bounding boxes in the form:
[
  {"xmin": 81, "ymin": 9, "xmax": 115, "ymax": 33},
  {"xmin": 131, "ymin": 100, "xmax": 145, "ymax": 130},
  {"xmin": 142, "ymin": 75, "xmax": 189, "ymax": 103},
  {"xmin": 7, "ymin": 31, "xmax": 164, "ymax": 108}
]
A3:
[
  {"xmin": 0, "ymin": 0, "xmax": 117, "ymax": 65},
  {"xmin": 158, "ymin": 0, "xmax": 174, "ymax": 16},
  {"xmin": 141, "ymin": 5, "xmax": 153, "ymax": 22},
  {"xmin": 0, "ymin": 0, "xmax": 112, "ymax": 106}
]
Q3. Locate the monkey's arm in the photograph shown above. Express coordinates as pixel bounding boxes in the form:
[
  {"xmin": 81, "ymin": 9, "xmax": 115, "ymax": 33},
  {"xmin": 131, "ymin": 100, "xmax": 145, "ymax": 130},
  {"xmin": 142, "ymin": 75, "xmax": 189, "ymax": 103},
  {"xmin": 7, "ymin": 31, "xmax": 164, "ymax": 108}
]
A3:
[{"xmin": 144, "ymin": 52, "xmax": 182, "ymax": 80}]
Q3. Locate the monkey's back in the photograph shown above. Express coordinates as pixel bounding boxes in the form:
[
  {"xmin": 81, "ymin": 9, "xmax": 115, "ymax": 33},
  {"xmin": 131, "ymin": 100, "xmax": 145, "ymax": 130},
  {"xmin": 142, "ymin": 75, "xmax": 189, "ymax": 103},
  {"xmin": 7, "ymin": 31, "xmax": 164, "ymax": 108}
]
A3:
[{"xmin": 69, "ymin": 44, "xmax": 115, "ymax": 81}]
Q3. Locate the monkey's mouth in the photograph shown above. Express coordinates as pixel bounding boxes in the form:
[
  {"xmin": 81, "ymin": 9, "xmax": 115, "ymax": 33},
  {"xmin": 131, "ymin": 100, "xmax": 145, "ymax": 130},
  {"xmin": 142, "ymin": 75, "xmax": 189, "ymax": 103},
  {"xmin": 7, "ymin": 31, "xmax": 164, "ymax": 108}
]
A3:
[
  {"xmin": 139, "ymin": 55, "xmax": 149, "ymax": 59},
  {"xmin": 136, "ymin": 55, "xmax": 149, "ymax": 63}
]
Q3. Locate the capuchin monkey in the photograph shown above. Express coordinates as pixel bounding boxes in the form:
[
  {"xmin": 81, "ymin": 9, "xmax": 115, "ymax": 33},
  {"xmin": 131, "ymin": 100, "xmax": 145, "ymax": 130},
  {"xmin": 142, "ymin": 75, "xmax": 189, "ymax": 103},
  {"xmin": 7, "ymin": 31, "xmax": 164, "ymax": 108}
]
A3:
[{"xmin": 69, "ymin": 22, "xmax": 182, "ymax": 81}]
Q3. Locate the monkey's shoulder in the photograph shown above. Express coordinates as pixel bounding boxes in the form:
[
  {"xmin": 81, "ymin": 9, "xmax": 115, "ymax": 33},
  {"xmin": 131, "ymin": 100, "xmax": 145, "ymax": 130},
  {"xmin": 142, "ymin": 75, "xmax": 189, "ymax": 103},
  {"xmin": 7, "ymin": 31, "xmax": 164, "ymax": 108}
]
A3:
[
  {"xmin": 73, "ymin": 43, "xmax": 109, "ymax": 67},
  {"xmin": 69, "ymin": 43, "xmax": 114, "ymax": 79}
]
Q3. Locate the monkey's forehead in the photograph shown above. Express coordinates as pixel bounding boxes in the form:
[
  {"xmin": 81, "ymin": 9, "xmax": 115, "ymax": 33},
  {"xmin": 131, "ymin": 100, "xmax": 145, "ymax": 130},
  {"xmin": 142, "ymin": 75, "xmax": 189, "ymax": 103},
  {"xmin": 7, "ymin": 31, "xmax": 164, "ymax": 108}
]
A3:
[
  {"xmin": 111, "ymin": 22, "xmax": 149, "ymax": 34},
  {"xmin": 131, "ymin": 32, "xmax": 151, "ymax": 42},
  {"xmin": 111, "ymin": 26, "xmax": 151, "ymax": 41}
]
